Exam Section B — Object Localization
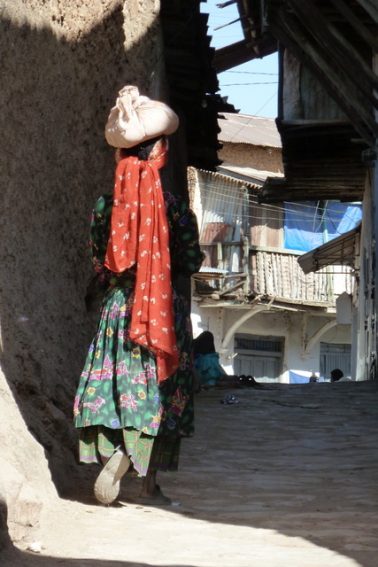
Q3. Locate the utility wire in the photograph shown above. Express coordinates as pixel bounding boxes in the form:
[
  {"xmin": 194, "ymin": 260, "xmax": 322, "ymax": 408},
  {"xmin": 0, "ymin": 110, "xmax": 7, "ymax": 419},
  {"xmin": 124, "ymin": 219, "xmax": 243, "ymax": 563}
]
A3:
[
  {"xmin": 195, "ymin": 183, "xmax": 362, "ymax": 228},
  {"xmin": 198, "ymin": 180, "xmax": 361, "ymax": 214},
  {"xmin": 206, "ymin": 197, "xmax": 361, "ymax": 227},
  {"xmin": 254, "ymin": 91, "xmax": 278, "ymax": 115},
  {"xmin": 198, "ymin": 180, "xmax": 361, "ymax": 213}
]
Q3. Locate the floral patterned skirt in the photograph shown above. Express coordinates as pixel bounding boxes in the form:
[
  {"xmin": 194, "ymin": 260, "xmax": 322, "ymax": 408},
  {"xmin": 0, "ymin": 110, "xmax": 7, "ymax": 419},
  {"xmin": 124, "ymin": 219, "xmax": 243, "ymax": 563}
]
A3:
[{"xmin": 74, "ymin": 281, "xmax": 194, "ymax": 476}]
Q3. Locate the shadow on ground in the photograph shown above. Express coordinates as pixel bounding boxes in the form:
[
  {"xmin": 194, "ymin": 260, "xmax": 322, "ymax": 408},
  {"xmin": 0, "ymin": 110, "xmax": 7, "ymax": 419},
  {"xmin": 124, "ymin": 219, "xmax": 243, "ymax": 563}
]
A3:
[
  {"xmin": 45, "ymin": 381, "xmax": 378, "ymax": 567},
  {"xmin": 3, "ymin": 549, "xmax": 197, "ymax": 567}
]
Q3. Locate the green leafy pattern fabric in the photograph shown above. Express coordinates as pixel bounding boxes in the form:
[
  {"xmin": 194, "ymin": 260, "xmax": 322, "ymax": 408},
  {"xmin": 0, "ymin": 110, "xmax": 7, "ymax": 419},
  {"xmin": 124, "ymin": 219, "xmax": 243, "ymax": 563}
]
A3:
[{"xmin": 73, "ymin": 192, "xmax": 203, "ymax": 475}]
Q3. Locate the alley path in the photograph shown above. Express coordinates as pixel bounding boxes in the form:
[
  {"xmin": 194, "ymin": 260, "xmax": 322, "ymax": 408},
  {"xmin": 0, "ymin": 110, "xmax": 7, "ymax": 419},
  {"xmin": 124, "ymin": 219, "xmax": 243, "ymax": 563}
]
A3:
[{"xmin": 4, "ymin": 381, "xmax": 378, "ymax": 567}]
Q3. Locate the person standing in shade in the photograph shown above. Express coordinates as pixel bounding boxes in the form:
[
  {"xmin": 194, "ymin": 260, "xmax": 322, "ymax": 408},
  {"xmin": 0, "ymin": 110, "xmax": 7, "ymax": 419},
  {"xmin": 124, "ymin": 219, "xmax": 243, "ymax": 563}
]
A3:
[
  {"xmin": 309, "ymin": 372, "xmax": 318, "ymax": 383},
  {"xmin": 73, "ymin": 86, "xmax": 203, "ymax": 505},
  {"xmin": 330, "ymin": 368, "xmax": 351, "ymax": 382},
  {"xmin": 193, "ymin": 331, "xmax": 227, "ymax": 388}
]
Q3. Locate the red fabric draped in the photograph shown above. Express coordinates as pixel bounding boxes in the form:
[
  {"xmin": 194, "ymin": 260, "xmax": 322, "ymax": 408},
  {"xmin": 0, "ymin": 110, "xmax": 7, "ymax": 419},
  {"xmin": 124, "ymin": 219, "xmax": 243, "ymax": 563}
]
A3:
[{"xmin": 104, "ymin": 143, "xmax": 179, "ymax": 383}]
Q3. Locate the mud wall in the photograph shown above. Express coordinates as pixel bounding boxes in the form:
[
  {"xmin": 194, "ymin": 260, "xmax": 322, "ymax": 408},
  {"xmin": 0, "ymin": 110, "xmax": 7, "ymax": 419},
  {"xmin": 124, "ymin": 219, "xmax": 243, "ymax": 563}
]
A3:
[
  {"xmin": 0, "ymin": 0, "xmax": 163, "ymax": 532},
  {"xmin": 219, "ymin": 143, "xmax": 283, "ymax": 174}
]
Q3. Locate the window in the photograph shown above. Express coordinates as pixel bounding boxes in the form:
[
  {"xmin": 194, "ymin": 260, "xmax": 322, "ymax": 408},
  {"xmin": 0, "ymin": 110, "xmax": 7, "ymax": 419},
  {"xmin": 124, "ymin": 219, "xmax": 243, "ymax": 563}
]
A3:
[
  {"xmin": 234, "ymin": 334, "xmax": 284, "ymax": 380},
  {"xmin": 320, "ymin": 342, "xmax": 351, "ymax": 379}
]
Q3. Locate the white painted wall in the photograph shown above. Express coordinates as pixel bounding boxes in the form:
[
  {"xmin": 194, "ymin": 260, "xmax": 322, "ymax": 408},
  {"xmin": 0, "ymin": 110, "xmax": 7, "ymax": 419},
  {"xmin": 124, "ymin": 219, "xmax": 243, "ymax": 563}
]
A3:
[
  {"xmin": 191, "ymin": 301, "xmax": 352, "ymax": 382},
  {"xmin": 355, "ymin": 178, "xmax": 373, "ymax": 381}
]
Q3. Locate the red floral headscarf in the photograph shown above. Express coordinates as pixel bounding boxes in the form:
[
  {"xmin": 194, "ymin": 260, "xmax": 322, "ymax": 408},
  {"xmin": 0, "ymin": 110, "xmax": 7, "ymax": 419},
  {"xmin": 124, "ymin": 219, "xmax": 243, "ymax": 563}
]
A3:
[{"xmin": 104, "ymin": 139, "xmax": 179, "ymax": 383}]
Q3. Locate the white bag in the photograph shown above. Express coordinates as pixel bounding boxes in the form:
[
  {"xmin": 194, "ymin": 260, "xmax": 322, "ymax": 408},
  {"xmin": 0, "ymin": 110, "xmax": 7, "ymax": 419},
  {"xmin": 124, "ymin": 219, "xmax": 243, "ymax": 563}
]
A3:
[{"xmin": 105, "ymin": 85, "xmax": 179, "ymax": 148}]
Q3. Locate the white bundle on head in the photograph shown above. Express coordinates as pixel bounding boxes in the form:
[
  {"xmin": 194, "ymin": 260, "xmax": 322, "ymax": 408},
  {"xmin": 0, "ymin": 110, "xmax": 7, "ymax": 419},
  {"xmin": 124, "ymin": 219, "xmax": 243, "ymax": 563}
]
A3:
[{"xmin": 105, "ymin": 85, "xmax": 179, "ymax": 148}]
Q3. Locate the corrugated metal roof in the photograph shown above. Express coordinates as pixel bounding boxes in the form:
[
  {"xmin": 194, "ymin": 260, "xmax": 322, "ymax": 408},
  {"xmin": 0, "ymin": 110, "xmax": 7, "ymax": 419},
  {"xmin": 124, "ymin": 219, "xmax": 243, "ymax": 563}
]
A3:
[
  {"xmin": 218, "ymin": 163, "xmax": 284, "ymax": 184},
  {"xmin": 196, "ymin": 170, "xmax": 249, "ymax": 240},
  {"xmin": 218, "ymin": 113, "xmax": 282, "ymax": 148},
  {"xmin": 196, "ymin": 167, "xmax": 260, "ymax": 190},
  {"xmin": 298, "ymin": 225, "xmax": 360, "ymax": 274},
  {"xmin": 198, "ymin": 267, "xmax": 229, "ymax": 274},
  {"xmin": 196, "ymin": 169, "xmax": 250, "ymax": 273}
]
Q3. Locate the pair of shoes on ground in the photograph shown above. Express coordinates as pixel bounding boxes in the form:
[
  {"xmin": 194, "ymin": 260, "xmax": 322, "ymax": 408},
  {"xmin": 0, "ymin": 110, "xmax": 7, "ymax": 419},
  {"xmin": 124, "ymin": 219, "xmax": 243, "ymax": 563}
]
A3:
[
  {"xmin": 238, "ymin": 374, "xmax": 257, "ymax": 387},
  {"xmin": 94, "ymin": 450, "xmax": 172, "ymax": 506}
]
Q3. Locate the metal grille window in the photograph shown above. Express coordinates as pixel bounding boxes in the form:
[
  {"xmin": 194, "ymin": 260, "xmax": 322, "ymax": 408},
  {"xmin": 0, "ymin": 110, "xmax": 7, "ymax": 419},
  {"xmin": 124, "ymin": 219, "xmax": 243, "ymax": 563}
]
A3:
[
  {"xmin": 235, "ymin": 335, "xmax": 283, "ymax": 353},
  {"xmin": 320, "ymin": 342, "xmax": 351, "ymax": 379},
  {"xmin": 234, "ymin": 334, "xmax": 284, "ymax": 380}
]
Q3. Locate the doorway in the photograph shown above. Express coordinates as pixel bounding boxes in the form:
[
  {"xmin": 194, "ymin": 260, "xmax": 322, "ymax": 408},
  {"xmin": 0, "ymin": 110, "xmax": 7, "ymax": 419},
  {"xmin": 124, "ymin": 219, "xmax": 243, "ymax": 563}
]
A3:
[{"xmin": 234, "ymin": 334, "xmax": 284, "ymax": 380}]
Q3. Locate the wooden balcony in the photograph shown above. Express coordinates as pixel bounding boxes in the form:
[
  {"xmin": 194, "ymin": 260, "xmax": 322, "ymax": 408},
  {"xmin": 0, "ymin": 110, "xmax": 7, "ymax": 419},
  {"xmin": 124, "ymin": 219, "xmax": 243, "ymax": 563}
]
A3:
[{"xmin": 194, "ymin": 241, "xmax": 354, "ymax": 305}]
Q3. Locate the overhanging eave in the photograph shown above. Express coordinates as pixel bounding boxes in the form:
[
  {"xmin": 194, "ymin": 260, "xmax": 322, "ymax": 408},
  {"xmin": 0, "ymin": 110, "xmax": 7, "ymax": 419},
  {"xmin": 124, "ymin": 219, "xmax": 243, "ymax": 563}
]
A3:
[{"xmin": 298, "ymin": 224, "xmax": 361, "ymax": 274}]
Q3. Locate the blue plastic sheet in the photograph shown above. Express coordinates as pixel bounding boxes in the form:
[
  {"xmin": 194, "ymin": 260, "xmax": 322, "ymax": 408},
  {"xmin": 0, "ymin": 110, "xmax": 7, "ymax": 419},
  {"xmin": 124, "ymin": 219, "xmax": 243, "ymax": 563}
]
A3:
[
  {"xmin": 289, "ymin": 371, "xmax": 326, "ymax": 383},
  {"xmin": 284, "ymin": 202, "xmax": 362, "ymax": 252},
  {"xmin": 289, "ymin": 371, "xmax": 311, "ymax": 384}
]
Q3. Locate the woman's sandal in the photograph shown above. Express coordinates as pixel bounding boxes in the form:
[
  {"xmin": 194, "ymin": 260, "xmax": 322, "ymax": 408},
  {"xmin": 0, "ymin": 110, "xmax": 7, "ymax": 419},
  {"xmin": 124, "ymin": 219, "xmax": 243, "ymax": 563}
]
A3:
[{"xmin": 94, "ymin": 450, "xmax": 130, "ymax": 505}]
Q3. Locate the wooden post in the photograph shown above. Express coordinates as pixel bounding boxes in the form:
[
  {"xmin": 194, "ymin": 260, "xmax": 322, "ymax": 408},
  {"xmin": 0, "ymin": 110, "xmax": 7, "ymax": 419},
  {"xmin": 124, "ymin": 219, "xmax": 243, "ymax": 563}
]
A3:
[
  {"xmin": 242, "ymin": 236, "xmax": 249, "ymax": 294},
  {"xmin": 217, "ymin": 242, "xmax": 223, "ymax": 270},
  {"xmin": 370, "ymin": 54, "xmax": 378, "ymax": 379}
]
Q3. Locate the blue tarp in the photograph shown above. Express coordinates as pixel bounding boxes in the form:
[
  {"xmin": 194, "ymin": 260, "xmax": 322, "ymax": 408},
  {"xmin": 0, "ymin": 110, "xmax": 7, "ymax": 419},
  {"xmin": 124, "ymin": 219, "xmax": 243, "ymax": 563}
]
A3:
[
  {"xmin": 289, "ymin": 371, "xmax": 311, "ymax": 384},
  {"xmin": 289, "ymin": 371, "xmax": 326, "ymax": 384},
  {"xmin": 284, "ymin": 202, "xmax": 362, "ymax": 252}
]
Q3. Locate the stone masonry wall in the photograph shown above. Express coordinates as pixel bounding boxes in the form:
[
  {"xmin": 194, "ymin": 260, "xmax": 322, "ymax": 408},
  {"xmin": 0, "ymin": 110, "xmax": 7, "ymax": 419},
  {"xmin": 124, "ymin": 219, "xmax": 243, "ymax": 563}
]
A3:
[{"xmin": 0, "ymin": 0, "xmax": 162, "ymax": 543}]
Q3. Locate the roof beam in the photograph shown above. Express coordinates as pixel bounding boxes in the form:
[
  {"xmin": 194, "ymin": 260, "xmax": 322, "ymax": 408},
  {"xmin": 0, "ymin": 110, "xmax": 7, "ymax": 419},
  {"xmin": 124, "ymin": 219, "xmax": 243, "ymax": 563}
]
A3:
[
  {"xmin": 328, "ymin": 0, "xmax": 378, "ymax": 52},
  {"xmin": 213, "ymin": 38, "xmax": 277, "ymax": 72},
  {"xmin": 260, "ymin": 182, "xmax": 364, "ymax": 203},
  {"xmin": 269, "ymin": 8, "xmax": 377, "ymax": 144},
  {"xmin": 286, "ymin": 0, "xmax": 378, "ymax": 105},
  {"xmin": 327, "ymin": 24, "xmax": 378, "ymax": 90},
  {"xmin": 217, "ymin": 1, "xmax": 237, "ymax": 8},
  {"xmin": 355, "ymin": 0, "xmax": 378, "ymax": 23}
]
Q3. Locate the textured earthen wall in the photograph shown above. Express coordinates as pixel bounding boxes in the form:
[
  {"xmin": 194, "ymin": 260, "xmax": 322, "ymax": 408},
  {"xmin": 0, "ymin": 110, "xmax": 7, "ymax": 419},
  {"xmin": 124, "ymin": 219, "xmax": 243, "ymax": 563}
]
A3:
[
  {"xmin": 219, "ymin": 143, "xmax": 283, "ymax": 173},
  {"xmin": 0, "ymin": 0, "xmax": 162, "ymax": 540}
]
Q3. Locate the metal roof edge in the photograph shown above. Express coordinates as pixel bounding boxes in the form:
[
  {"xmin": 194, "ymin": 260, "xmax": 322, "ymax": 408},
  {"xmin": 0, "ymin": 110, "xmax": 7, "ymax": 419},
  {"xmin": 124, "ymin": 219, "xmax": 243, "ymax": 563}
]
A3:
[
  {"xmin": 298, "ymin": 224, "xmax": 361, "ymax": 274},
  {"xmin": 195, "ymin": 167, "xmax": 261, "ymax": 191}
]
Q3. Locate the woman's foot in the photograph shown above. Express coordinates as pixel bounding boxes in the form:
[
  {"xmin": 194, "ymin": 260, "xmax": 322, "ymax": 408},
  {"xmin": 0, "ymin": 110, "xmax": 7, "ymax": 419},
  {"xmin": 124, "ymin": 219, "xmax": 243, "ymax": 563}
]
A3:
[
  {"xmin": 139, "ymin": 470, "xmax": 171, "ymax": 506},
  {"xmin": 94, "ymin": 450, "xmax": 130, "ymax": 505},
  {"xmin": 140, "ymin": 469, "xmax": 157, "ymax": 498},
  {"xmin": 138, "ymin": 485, "xmax": 172, "ymax": 506}
]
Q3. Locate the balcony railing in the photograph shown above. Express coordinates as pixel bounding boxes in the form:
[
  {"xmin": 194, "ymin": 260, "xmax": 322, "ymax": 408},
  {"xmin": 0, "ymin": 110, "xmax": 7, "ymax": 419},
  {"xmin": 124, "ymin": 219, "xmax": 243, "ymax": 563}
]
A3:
[{"xmin": 195, "ymin": 241, "xmax": 354, "ymax": 305}]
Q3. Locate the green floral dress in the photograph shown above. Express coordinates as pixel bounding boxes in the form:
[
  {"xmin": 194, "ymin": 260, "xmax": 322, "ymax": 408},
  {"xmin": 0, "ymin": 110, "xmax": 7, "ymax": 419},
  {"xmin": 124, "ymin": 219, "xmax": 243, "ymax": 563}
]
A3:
[{"xmin": 74, "ymin": 192, "xmax": 203, "ymax": 475}]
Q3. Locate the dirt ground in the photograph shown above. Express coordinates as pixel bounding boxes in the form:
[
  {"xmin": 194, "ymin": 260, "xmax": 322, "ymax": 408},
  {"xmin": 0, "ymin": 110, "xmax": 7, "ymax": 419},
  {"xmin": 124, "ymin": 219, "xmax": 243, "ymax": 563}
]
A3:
[{"xmin": 3, "ymin": 380, "xmax": 378, "ymax": 567}]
